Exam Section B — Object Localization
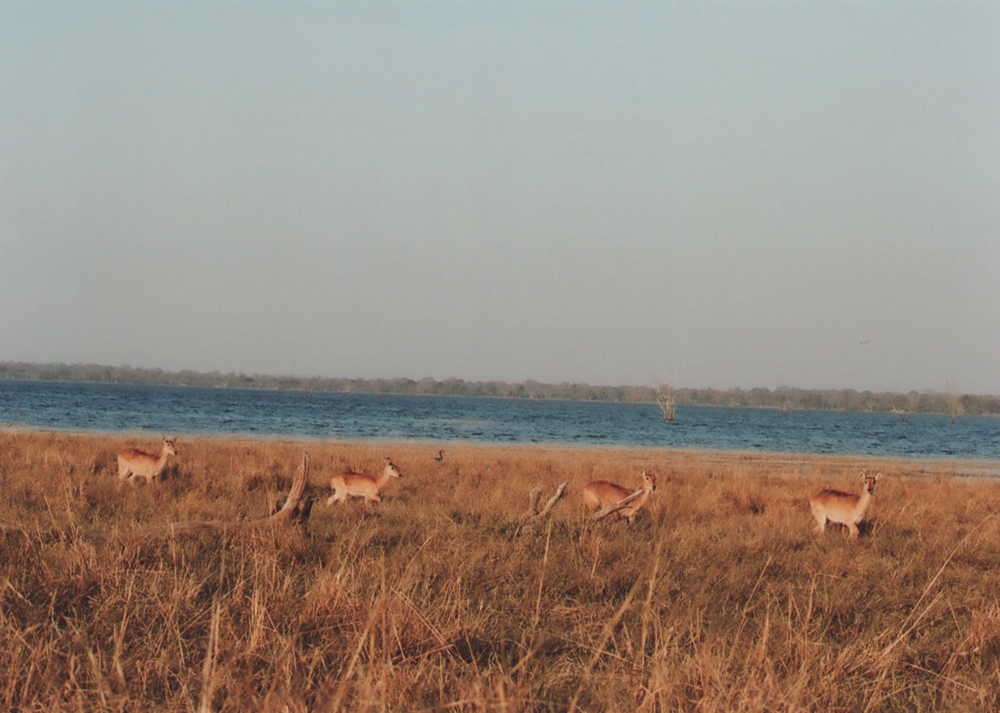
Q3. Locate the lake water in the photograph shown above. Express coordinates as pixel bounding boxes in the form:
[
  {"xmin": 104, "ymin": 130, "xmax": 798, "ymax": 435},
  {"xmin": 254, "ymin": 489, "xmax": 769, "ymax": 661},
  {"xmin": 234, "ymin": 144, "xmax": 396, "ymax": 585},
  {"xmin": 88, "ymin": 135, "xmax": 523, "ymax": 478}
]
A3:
[{"xmin": 1, "ymin": 380, "xmax": 998, "ymax": 461}]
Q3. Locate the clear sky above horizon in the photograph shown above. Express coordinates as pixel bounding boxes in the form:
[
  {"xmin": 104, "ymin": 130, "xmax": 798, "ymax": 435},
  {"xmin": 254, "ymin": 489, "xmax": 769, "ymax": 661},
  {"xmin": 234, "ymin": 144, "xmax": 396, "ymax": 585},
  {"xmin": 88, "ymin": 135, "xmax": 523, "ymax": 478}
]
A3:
[{"xmin": 2, "ymin": 2, "xmax": 998, "ymax": 394}]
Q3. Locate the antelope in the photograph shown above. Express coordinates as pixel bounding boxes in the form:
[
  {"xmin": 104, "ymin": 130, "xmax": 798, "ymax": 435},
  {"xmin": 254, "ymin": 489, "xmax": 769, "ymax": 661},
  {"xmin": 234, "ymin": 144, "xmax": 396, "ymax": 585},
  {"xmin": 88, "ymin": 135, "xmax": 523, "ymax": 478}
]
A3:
[
  {"xmin": 117, "ymin": 438, "xmax": 178, "ymax": 484},
  {"xmin": 582, "ymin": 470, "xmax": 658, "ymax": 523},
  {"xmin": 810, "ymin": 471, "xmax": 881, "ymax": 540},
  {"xmin": 326, "ymin": 457, "xmax": 402, "ymax": 506},
  {"xmin": 434, "ymin": 450, "xmax": 445, "ymax": 462}
]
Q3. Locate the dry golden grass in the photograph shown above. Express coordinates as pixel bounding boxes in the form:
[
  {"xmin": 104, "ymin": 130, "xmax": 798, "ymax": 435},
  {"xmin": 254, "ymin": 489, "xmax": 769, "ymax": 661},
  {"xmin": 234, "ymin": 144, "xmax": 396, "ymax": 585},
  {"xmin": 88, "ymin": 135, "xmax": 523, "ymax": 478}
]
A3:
[{"xmin": 1, "ymin": 430, "xmax": 1000, "ymax": 711}]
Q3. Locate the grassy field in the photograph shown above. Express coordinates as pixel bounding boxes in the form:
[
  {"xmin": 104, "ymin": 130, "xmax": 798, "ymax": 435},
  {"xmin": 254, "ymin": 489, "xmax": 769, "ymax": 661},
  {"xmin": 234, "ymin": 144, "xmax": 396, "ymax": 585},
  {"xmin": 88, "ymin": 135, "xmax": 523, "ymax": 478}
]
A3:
[{"xmin": 1, "ymin": 430, "xmax": 999, "ymax": 711}]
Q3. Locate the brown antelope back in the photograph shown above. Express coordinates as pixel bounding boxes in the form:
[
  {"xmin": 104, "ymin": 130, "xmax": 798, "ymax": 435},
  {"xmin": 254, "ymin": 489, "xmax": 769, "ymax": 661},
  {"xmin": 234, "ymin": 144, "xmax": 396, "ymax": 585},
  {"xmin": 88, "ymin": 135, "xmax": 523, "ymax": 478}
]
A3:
[
  {"xmin": 117, "ymin": 438, "xmax": 178, "ymax": 483},
  {"xmin": 327, "ymin": 457, "xmax": 402, "ymax": 505},
  {"xmin": 583, "ymin": 469, "xmax": 657, "ymax": 522},
  {"xmin": 810, "ymin": 471, "xmax": 880, "ymax": 540}
]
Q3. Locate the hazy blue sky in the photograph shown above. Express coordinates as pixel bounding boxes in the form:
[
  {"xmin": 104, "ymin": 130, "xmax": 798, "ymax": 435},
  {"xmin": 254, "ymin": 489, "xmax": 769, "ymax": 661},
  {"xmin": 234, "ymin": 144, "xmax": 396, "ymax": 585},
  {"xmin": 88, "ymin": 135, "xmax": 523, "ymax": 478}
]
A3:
[{"xmin": 2, "ymin": 2, "xmax": 998, "ymax": 393}]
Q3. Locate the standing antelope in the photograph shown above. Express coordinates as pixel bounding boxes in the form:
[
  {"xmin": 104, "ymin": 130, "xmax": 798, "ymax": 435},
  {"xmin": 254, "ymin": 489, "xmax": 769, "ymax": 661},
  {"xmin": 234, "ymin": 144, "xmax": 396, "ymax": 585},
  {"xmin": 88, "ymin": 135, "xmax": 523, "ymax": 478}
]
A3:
[
  {"xmin": 810, "ymin": 471, "xmax": 881, "ymax": 540},
  {"xmin": 582, "ymin": 470, "xmax": 658, "ymax": 523},
  {"xmin": 326, "ymin": 457, "xmax": 402, "ymax": 506},
  {"xmin": 117, "ymin": 438, "xmax": 178, "ymax": 484}
]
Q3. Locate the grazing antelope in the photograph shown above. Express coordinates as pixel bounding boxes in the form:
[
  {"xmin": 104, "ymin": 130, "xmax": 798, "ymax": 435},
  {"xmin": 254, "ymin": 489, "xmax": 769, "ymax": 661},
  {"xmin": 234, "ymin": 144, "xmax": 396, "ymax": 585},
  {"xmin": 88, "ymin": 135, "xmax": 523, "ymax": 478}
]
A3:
[
  {"xmin": 582, "ymin": 470, "xmax": 658, "ymax": 523},
  {"xmin": 810, "ymin": 471, "xmax": 881, "ymax": 540},
  {"xmin": 326, "ymin": 457, "xmax": 402, "ymax": 506},
  {"xmin": 117, "ymin": 438, "xmax": 178, "ymax": 484}
]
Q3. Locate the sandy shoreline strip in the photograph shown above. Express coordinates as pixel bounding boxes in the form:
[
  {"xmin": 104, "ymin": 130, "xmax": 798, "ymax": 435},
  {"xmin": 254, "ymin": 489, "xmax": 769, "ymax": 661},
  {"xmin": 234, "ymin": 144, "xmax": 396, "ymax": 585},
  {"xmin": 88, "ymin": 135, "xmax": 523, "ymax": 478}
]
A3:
[{"xmin": 6, "ymin": 427, "xmax": 997, "ymax": 479}]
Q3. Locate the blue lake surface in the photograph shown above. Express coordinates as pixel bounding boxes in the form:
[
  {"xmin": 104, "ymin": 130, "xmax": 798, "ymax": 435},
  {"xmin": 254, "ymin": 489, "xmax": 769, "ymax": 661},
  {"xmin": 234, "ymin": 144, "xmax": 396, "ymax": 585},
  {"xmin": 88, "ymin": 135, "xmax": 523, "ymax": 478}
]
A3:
[{"xmin": 1, "ymin": 380, "xmax": 998, "ymax": 461}]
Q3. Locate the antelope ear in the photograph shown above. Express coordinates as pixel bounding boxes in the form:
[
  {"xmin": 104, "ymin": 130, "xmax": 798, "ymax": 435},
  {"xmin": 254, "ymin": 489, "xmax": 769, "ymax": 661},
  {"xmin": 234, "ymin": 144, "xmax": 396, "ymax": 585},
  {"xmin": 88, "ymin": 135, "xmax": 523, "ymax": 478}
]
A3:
[{"xmin": 875, "ymin": 472, "xmax": 882, "ymax": 480}]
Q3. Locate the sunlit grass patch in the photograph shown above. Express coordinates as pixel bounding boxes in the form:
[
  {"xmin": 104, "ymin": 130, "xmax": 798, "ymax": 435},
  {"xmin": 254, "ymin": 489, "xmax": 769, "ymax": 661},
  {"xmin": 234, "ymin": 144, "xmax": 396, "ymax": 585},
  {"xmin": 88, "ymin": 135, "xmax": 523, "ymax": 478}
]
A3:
[{"xmin": 0, "ymin": 430, "xmax": 999, "ymax": 710}]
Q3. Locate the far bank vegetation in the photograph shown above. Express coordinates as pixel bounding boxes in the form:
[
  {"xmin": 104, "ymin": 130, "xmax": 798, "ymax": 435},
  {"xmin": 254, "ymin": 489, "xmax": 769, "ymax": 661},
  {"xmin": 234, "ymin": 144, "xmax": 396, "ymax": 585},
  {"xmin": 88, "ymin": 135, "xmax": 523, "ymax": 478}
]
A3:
[{"xmin": 2, "ymin": 360, "xmax": 998, "ymax": 415}]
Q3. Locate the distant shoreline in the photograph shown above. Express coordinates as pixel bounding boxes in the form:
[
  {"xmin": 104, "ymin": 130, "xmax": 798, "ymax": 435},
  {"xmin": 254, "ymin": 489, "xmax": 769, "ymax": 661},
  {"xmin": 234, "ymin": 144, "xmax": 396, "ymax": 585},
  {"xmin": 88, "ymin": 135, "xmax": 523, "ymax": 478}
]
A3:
[{"xmin": 2, "ymin": 360, "xmax": 998, "ymax": 416}]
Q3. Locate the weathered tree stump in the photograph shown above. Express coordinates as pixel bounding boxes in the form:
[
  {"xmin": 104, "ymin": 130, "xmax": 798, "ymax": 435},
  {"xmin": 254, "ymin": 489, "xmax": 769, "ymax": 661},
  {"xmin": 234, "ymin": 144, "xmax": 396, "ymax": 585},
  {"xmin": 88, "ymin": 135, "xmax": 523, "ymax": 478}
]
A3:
[
  {"xmin": 589, "ymin": 489, "xmax": 644, "ymax": 521},
  {"xmin": 134, "ymin": 452, "xmax": 314, "ymax": 539},
  {"xmin": 515, "ymin": 481, "xmax": 568, "ymax": 537}
]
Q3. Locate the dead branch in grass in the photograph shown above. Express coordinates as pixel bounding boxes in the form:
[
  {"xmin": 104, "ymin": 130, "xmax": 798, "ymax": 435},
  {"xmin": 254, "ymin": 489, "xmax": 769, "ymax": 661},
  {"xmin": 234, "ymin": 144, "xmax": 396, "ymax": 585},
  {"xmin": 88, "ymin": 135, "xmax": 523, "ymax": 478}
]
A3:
[
  {"xmin": 515, "ymin": 482, "xmax": 568, "ymax": 537},
  {"xmin": 133, "ymin": 452, "xmax": 313, "ymax": 540},
  {"xmin": 589, "ymin": 488, "xmax": 644, "ymax": 521}
]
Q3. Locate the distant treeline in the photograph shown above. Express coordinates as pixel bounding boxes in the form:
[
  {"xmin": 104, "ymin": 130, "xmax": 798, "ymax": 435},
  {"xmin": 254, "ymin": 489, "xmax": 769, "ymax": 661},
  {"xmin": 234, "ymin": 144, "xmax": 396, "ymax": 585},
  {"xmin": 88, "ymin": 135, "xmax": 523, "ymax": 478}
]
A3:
[{"xmin": 1, "ymin": 361, "xmax": 998, "ymax": 416}]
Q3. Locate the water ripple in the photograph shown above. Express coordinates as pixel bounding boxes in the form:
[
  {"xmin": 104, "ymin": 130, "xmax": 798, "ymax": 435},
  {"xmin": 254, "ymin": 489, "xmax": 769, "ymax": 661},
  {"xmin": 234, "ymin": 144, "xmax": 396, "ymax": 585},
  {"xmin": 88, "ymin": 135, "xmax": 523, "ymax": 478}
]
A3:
[{"xmin": 0, "ymin": 380, "xmax": 998, "ymax": 461}]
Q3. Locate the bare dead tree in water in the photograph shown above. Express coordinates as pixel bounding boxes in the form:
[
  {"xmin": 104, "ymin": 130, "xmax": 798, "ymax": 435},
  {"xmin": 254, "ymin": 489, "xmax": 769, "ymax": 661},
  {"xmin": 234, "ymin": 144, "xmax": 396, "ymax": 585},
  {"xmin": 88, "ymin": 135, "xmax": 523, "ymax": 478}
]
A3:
[
  {"xmin": 656, "ymin": 382, "xmax": 676, "ymax": 422},
  {"xmin": 946, "ymin": 382, "xmax": 964, "ymax": 423}
]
